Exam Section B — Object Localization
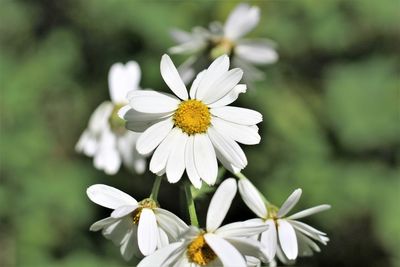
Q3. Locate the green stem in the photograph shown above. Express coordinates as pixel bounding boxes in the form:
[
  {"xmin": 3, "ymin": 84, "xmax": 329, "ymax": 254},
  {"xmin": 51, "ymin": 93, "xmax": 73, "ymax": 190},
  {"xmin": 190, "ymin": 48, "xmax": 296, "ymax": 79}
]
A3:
[
  {"xmin": 234, "ymin": 171, "xmax": 247, "ymax": 180},
  {"xmin": 149, "ymin": 176, "xmax": 162, "ymax": 200},
  {"xmin": 184, "ymin": 183, "xmax": 199, "ymax": 227}
]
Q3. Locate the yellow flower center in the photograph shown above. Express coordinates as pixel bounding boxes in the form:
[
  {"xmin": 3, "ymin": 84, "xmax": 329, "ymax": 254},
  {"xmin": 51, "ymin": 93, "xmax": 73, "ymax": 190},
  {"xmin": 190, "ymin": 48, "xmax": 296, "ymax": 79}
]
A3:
[
  {"xmin": 108, "ymin": 103, "xmax": 126, "ymax": 135},
  {"xmin": 187, "ymin": 234, "xmax": 217, "ymax": 266},
  {"xmin": 130, "ymin": 198, "xmax": 158, "ymax": 225},
  {"xmin": 173, "ymin": 100, "xmax": 211, "ymax": 135},
  {"xmin": 210, "ymin": 38, "xmax": 235, "ymax": 59}
]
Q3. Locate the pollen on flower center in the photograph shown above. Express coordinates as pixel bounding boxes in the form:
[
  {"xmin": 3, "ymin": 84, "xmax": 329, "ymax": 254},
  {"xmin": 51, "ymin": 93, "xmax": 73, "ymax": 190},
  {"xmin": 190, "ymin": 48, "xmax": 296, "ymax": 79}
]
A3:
[
  {"xmin": 267, "ymin": 205, "xmax": 279, "ymax": 221},
  {"xmin": 210, "ymin": 38, "xmax": 235, "ymax": 59},
  {"xmin": 109, "ymin": 103, "xmax": 126, "ymax": 135},
  {"xmin": 173, "ymin": 100, "xmax": 211, "ymax": 135},
  {"xmin": 130, "ymin": 198, "xmax": 158, "ymax": 225},
  {"xmin": 187, "ymin": 234, "xmax": 216, "ymax": 266}
]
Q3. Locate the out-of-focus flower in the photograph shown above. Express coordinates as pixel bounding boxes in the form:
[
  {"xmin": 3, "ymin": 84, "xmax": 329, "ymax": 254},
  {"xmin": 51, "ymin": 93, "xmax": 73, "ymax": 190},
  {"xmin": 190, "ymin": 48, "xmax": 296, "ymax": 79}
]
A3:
[
  {"xmin": 76, "ymin": 61, "xmax": 146, "ymax": 175},
  {"xmin": 238, "ymin": 178, "xmax": 330, "ymax": 263},
  {"xmin": 122, "ymin": 54, "xmax": 262, "ymax": 188},
  {"xmin": 138, "ymin": 178, "xmax": 268, "ymax": 267},
  {"xmin": 169, "ymin": 3, "xmax": 278, "ymax": 83},
  {"xmin": 87, "ymin": 184, "xmax": 188, "ymax": 260}
]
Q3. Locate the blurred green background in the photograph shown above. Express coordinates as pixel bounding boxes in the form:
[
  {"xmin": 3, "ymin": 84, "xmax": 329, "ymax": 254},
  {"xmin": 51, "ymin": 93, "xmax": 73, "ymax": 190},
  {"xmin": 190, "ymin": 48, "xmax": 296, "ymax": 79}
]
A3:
[{"xmin": 1, "ymin": 0, "xmax": 399, "ymax": 266}]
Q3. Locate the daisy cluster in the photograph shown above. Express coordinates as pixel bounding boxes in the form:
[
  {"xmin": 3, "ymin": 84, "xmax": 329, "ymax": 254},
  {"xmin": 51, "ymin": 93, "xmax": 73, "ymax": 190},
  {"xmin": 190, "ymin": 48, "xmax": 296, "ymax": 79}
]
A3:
[{"xmin": 77, "ymin": 3, "xmax": 331, "ymax": 266}]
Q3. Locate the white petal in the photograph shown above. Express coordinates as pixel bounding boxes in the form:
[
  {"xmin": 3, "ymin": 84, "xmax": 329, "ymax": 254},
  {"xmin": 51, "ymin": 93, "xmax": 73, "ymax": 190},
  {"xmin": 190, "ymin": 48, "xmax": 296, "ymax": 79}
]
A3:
[
  {"xmin": 224, "ymin": 237, "xmax": 268, "ymax": 263},
  {"xmin": 124, "ymin": 108, "xmax": 172, "ymax": 132},
  {"xmin": 137, "ymin": 242, "xmax": 184, "ymax": 267},
  {"xmin": 206, "ymin": 178, "xmax": 237, "ymax": 232},
  {"xmin": 235, "ymin": 40, "xmax": 278, "ymax": 65},
  {"xmin": 189, "ymin": 70, "xmax": 206, "ymax": 99},
  {"xmin": 166, "ymin": 131, "xmax": 188, "ymax": 183},
  {"xmin": 157, "ymin": 227, "xmax": 170, "ymax": 249},
  {"xmin": 109, "ymin": 61, "xmax": 141, "ymax": 103},
  {"xmin": 204, "ymin": 233, "xmax": 246, "ymax": 267},
  {"xmin": 160, "ymin": 54, "xmax": 188, "ymax": 100},
  {"xmin": 184, "ymin": 135, "xmax": 202, "ymax": 189},
  {"xmin": 215, "ymin": 218, "xmax": 268, "ymax": 238},
  {"xmin": 194, "ymin": 134, "xmax": 218, "ymax": 185},
  {"xmin": 287, "ymin": 204, "xmax": 331, "ymax": 220},
  {"xmin": 120, "ymin": 229, "xmax": 136, "ymax": 261},
  {"xmin": 211, "ymin": 106, "xmax": 262, "ymax": 125},
  {"xmin": 287, "ymin": 220, "xmax": 328, "ymax": 244},
  {"xmin": 75, "ymin": 130, "xmax": 97, "ymax": 156},
  {"xmin": 89, "ymin": 217, "xmax": 118, "ymax": 231},
  {"xmin": 207, "ymin": 127, "xmax": 247, "ymax": 170},
  {"xmin": 202, "ymin": 68, "xmax": 243, "ymax": 105},
  {"xmin": 150, "ymin": 127, "xmax": 181, "ymax": 174},
  {"xmin": 87, "ymin": 101, "xmax": 113, "ymax": 133},
  {"xmin": 87, "ymin": 184, "xmax": 137, "ymax": 209},
  {"xmin": 136, "ymin": 118, "xmax": 174, "ymax": 155},
  {"xmin": 195, "ymin": 55, "xmax": 230, "ymax": 101},
  {"xmin": 129, "ymin": 90, "xmax": 180, "ymax": 113},
  {"xmin": 170, "ymin": 28, "xmax": 193, "ymax": 43},
  {"xmin": 261, "ymin": 219, "xmax": 278, "ymax": 261},
  {"xmin": 277, "ymin": 220, "xmax": 298, "ymax": 260},
  {"xmin": 111, "ymin": 205, "xmax": 138, "ymax": 218},
  {"xmin": 138, "ymin": 208, "xmax": 158, "ymax": 256},
  {"xmin": 155, "ymin": 208, "xmax": 189, "ymax": 241},
  {"xmin": 277, "ymin": 189, "xmax": 302, "ymax": 218},
  {"xmin": 208, "ymin": 84, "xmax": 247, "ymax": 108},
  {"xmin": 215, "ymin": 149, "xmax": 241, "ymax": 174},
  {"xmin": 93, "ymin": 129, "xmax": 121, "ymax": 175},
  {"xmin": 103, "ymin": 217, "xmax": 132, "ymax": 245},
  {"xmin": 212, "ymin": 117, "xmax": 260, "ymax": 145},
  {"xmin": 224, "ymin": 4, "xmax": 260, "ymax": 40},
  {"xmin": 238, "ymin": 179, "xmax": 267, "ymax": 218}
]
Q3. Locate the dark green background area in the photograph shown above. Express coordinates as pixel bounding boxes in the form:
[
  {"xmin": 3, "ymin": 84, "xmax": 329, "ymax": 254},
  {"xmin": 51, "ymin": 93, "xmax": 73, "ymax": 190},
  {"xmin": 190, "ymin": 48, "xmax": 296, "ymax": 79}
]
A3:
[{"xmin": 1, "ymin": 0, "xmax": 399, "ymax": 266}]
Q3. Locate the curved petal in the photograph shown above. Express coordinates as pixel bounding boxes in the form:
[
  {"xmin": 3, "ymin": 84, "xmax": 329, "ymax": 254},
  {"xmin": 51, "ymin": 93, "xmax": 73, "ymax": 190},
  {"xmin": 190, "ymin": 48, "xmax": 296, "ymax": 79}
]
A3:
[
  {"xmin": 235, "ymin": 41, "xmax": 278, "ymax": 65},
  {"xmin": 89, "ymin": 217, "xmax": 118, "ymax": 231},
  {"xmin": 204, "ymin": 233, "xmax": 246, "ymax": 267},
  {"xmin": 189, "ymin": 70, "xmax": 206, "ymax": 99},
  {"xmin": 277, "ymin": 220, "xmax": 298, "ymax": 260},
  {"xmin": 215, "ymin": 218, "xmax": 268, "ymax": 238},
  {"xmin": 277, "ymin": 189, "xmax": 302, "ymax": 218},
  {"xmin": 155, "ymin": 208, "xmax": 189, "ymax": 241},
  {"xmin": 238, "ymin": 179, "xmax": 267, "ymax": 218},
  {"xmin": 160, "ymin": 54, "xmax": 188, "ymax": 100},
  {"xmin": 224, "ymin": 237, "xmax": 268, "ymax": 263},
  {"xmin": 138, "ymin": 208, "xmax": 158, "ymax": 256},
  {"xmin": 150, "ymin": 127, "xmax": 181, "ymax": 174},
  {"xmin": 212, "ymin": 117, "xmax": 260, "ymax": 145},
  {"xmin": 184, "ymin": 135, "xmax": 202, "ymax": 189},
  {"xmin": 111, "ymin": 205, "xmax": 138, "ymax": 218},
  {"xmin": 208, "ymin": 84, "xmax": 246, "ymax": 108},
  {"xmin": 102, "ymin": 217, "xmax": 132, "ymax": 245},
  {"xmin": 136, "ymin": 118, "xmax": 174, "ymax": 155},
  {"xmin": 194, "ymin": 134, "xmax": 218, "ymax": 185},
  {"xmin": 224, "ymin": 4, "xmax": 260, "ymax": 40},
  {"xmin": 166, "ymin": 131, "xmax": 188, "ymax": 183},
  {"xmin": 206, "ymin": 178, "xmax": 237, "ymax": 232},
  {"xmin": 287, "ymin": 204, "xmax": 331, "ymax": 220},
  {"xmin": 129, "ymin": 90, "xmax": 180, "ymax": 113},
  {"xmin": 93, "ymin": 129, "xmax": 121, "ymax": 175},
  {"xmin": 137, "ymin": 242, "xmax": 184, "ymax": 267},
  {"xmin": 261, "ymin": 219, "xmax": 277, "ymax": 261},
  {"xmin": 211, "ymin": 106, "xmax": 262, "ymax": 125},
  {"xmin": 87, "ymin": 184, "xmax": 137, "ymax": 209},
  {"xmin": 108, "ymin": 61, "xmax": 141, "ymax": 103}
]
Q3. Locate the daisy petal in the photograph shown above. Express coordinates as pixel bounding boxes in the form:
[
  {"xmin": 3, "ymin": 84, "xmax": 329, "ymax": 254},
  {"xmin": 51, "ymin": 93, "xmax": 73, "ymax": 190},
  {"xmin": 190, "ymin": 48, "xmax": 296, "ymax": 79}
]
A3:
[
  {"xmin": 224, "ymin": 4, "xmax": 260, "ymax": 40},
  {"xmin": 206, "ymin": 178, "xmax": 237, "ymax": 232},
  {"xmin": 150, "ymin": 127, "xmax": 181, "ymax": 174},
  {"xmin": 215, "ymin": 218, "xmax": 268, "ymax": 238},
  {"xmin": 108, "ymin": 61, "xmax": 141, "ymax": 103},
  {"xmin": 211, "ymin": 106, "xmax": 262, "ymax": 125},
  {"xmin": 129, "ymin": 90, "xmax": 180, "ymax": 113},
  {"xmin": 261, "ymin": 219, "xmax": 278, "ymax": 261},
  {"xmin": 212, "ymin": 117, "xmax": 260, "ymax": 145},
  {"xmin": 238, "ymin": 179, "xmax": 267, "ymax": 218},
  {"xmin": 287, "ymin": 204, "xmax": 331, "ymax": 220},
  {"xmin": 224, "ymin": 237, "xmax": 268, "ymax": 262},
  {"xmin": 204, "ymin": 233, "xmax": 246, "ymax": 267},
  {"xmin": 278, "ymin": 220, "xmax": 298, "ymax": 260},
  {"xmin": 277, "ymin": 189, "xmax": 302, "ymax": 218},
  {"xmin": 111, "ymin": 205, "xmax": 138, "ymax": 218},
  {"xmin": 137, "ymin": 242, "xmax": 184, "ymax": 267},
  {"xmin": 189, "ymin": 70, "xmax": 206, "ymax": 99},
  {"xmin": 208, "ymin": 84, "xmax": 247, "ymax": 108},
  {"xmin": 120, "ymin": 229, "xmax": 135, "ymax": 261},
  {"xmin": 287, "ymin": 220, "xmax": 328, "ymax": 244},
  {"xmin": 87, "ymin": 184, "xmax": 137, "ymax": 209},
  {"xmin": 194, "ymin": 134, "xmax": 218, "ymax": 185},
  {"xmin": 138, "ymin": 208, "xmax": 158, "ymax": 256},
  {"xmin": 235, "ymin": 40, "xmax": 278, "ymax": 65},
  {"xmin": 155, "ymin": 208, "xmax": 189, "ymax": 241},
  {"xmin": 89, "ymin": 217, "xmax": 117, "ymax": 231},
  {"xmin": 166, "ymin": 131, "xmax": 188, "ymax": 183},
  {"xmin": 103, "ymin": 217, "xmax": 132, "ymax": 245},
  {"xmin": 160, "ymin": 54, "xmax": 188, "ymax": 100},
  {"xmin": 136, "ymin": 118, "xmax": 174, "ymax": 155},
  {"xmin": 185, "ymin": 136, "xmax": 202, "ymax": 189}
]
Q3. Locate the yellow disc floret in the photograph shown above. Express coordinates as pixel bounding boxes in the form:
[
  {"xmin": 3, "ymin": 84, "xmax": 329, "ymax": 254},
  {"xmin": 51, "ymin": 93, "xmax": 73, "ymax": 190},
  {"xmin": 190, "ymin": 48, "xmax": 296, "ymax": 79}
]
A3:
[
  {"xmin": 187, "ymin": 234, "xmax": 217, "ymax": 265},
  {"xmin": 173, "ymin": 100, "xmax": 211, "ymax": 135},
  {"xmin": 130, "ymin": 198, "xmax": 159, "ymax": 225}
]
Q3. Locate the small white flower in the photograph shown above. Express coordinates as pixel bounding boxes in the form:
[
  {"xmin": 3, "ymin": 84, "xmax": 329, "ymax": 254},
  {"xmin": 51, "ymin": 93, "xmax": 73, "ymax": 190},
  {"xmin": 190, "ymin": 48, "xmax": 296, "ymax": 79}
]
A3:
[
  {"xmin": 76, "ymin": 61, "xmax": 146, "ymax": 175},
  {"xmin": 238, "ymin": 178, "xmax": 331, "ymax": 263},
  {"xmin": 87, "ymin": 184, "xmax": 188, "ymax": 260},
  {"xmin": 123, "ymin": 54, "xmax": 262, "ymax": 188},
  {"xmin": 138, "ymin": 178, "xmax": 268, "ymax": 267},
  {"xmin": 169, "ymin": 3, "xmax": 278, "ymax": 83}
]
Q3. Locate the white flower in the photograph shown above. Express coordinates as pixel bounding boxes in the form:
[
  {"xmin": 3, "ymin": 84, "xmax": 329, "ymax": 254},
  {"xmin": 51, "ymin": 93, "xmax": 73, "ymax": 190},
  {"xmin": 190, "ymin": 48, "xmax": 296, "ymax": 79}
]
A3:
[
  {"xmin": 87, "ymin": 184, "xmax": 188, "ymax": 260},
  {"xmin": 76, "ymin": 61, "xmax": 146, "ymax": 175},
  {"xmin": 122, "ymin": 54, "xmax": 262, "ymax": 188},
  {"xmin": 138, "ymin": 178, "xmax": 268, "ymax": 267},
  {"xmin": 169, "ymin": 3, "xmax": 278, "ymax": 83},
  {"xmin": 238, "ymin": 178, "xmax": 331, "ymax": 263}
]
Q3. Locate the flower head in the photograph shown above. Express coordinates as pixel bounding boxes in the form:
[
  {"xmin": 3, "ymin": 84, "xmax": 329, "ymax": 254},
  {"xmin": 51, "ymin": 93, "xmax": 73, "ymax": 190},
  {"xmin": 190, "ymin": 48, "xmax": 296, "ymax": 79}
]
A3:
[
  {"xmin": 76, "ymin": 61, "xmax": 146, "ymax": 175},
  {"xmin": 123, "ymin": 54, "xmax": 262, "ymax": 188},
  {"xmin": 169, "ymin": 3, "xmax": 278, "ymax": 83},
  {"xmin": 87, "ymin": 184, "xmax": 188, "ymax": 260},
  {"xmin": 138, "ymin": 178, "xmax": 269, "ymax": 266},
  {"xmin": 238, "ymin": 179, "xmax": 331, "ymax": 263}
]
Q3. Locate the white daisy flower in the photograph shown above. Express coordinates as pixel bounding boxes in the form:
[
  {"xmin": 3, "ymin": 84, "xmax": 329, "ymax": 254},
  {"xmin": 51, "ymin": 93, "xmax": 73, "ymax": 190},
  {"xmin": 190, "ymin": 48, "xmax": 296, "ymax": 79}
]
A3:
[
  {"xmin": 122, "ymin": 54, "xmax": 262, "ymax": 188},
  {"xmin": 87, "ymin": 184, "xmax": 188, "ymax": 260},
  {"xmin": 76, "ymin": 61, "xmax": 146, "ymax": 175},
  {"xmin": 169, "ymin": 3, "xmax": 278, "ymax": 83},
  {"xmin": 138, "ymin": 178, "xmax": 269, "ymax": 267},
  {"xmin": 238, "ymin": 178, "xmax": 331, "ymax": 263}
]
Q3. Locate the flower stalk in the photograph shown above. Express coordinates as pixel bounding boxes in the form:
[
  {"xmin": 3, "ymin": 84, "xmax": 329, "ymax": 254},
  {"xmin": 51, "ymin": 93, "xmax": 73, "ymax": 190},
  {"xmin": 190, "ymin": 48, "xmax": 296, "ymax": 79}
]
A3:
[
  {"xmin": 150, "ymin": 175, "xmax": 162, "ymax": 201},
  {"xmin": 184, "ymin": 183, "xmax": 199, "ymax": 227}
]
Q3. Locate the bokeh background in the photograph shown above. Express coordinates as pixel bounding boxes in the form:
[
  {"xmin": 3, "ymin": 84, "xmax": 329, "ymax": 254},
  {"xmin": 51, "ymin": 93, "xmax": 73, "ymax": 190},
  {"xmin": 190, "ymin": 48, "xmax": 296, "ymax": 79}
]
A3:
[{"xmin": 1, "ymin": 0, "xmax": 399, "ymax": 266}]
